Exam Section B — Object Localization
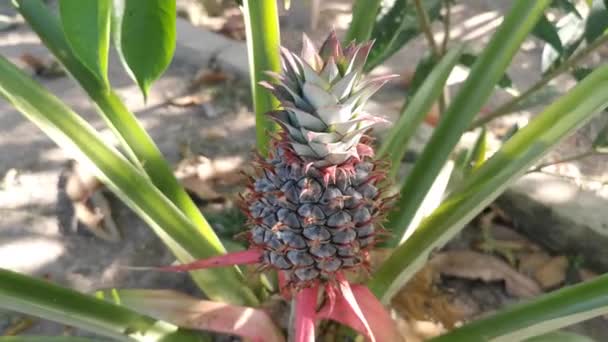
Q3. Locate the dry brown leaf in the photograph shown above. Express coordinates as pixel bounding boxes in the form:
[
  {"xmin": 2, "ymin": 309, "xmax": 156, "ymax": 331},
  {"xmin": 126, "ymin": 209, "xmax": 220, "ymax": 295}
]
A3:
[
  {"xmin": 168, "ymin": 93, "xmax": 212, "ymax": 107},
  {"xmin": 392, "ymin": 264, "xmax": 464, "ymax": 329},
  {"xmin": 191, "ymin": 69, "xmax": 232, "ymax": 88},
  {"xmin": 19, "ymin": 53, "xmax": 65, "ymax": 78},
  {"xmin": 180, "ymin": 176, "xmax": 223, "ymax": 202},
  {"xmin": 63, "ymin": 161, "xmax": 119, "ymax": 242},
  {"xmin": 578, "ymin": 268, "xmax": 599, "ymax": 282},
  {"xmin": 73, "ymin": 192, "xmax": 120, "ymax": 242},
  {"xmin": 217, "ymin": 12, "xmax": 245, "ymax": 40},
  {"xmin": 534, "ymin": 256, "xmax": 568, "ymax": 290},
  {"xmin": 518, "ymin": 252, "xmax": 552, "ymax": 277},
  {"xmin": 395, "ymin": 316, "xmax": 445, "ymax": 342},
  {"xmin": 431, "ymin": 250, "xmax": 542, "ymax": 298},
  {"xmin": 175, "ymin": 155, "xmax": 246, "ymax": 204},
  {"xmin": 65, "ymin": 161, "xmax": 102, "ymax": 202}
]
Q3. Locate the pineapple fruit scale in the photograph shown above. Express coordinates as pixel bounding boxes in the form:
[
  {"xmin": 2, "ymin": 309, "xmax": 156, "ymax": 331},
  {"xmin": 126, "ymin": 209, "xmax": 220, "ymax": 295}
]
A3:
[{"xmin": 242, "ymin": 32, "xmax": 395, "ymax": 288}]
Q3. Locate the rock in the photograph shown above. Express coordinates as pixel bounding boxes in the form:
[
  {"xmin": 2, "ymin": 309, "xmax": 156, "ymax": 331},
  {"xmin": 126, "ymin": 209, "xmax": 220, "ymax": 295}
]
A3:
[{"xmin": 496, "ymin": 173, "xmax": 608, "ymax": 272}]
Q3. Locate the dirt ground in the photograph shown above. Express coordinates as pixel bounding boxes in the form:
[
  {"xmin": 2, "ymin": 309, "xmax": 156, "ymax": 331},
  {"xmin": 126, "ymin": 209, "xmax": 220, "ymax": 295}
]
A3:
[{"xmin": 1, "ymin": 0, "xmax": 608, "ymax": 340}]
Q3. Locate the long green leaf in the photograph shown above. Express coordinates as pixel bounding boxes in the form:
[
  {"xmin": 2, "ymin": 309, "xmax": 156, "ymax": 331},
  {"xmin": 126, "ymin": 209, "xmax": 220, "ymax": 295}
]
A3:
[
  {"xmin": 383, "ymin": 0, "xmax": 551, "ymax": 246},
  {"xmin": 0, "ymin": 269, "xmax": 201, "ymax": 342},
  {"xmin": 377, "ymin": 45, "xmax": 464, "ymax": 178},
  {"xmin": 368, "ymin": 64, "xmax": 608, "ymax": 302},
  {"xmin": 112, "ymin": 0, "xmax": 176, "ymax": 100},
  {"xmin": 15, "ymin": 0, "xmax": 140, "ymax": 166},
  {"xmin": 13, "ymin": 1, "xmax": 257, "ymax": 305},
  {"xmin": 431, "ymin": 273, "xmax": 608, "ymax": 341},
  {"xmin": 59, "ymin": 0, "xmax": 111, "ymax": 86},
  {"xmin": 345, "ymin": 0, "xmax": 382, "ymax": 43},
  {"xmin": 242, "ymin": 0, "xmax": 281, "ymax": 156},
  {"xmin": 0, "ymin": 55, "xmax": 257, "ymax": 306}
]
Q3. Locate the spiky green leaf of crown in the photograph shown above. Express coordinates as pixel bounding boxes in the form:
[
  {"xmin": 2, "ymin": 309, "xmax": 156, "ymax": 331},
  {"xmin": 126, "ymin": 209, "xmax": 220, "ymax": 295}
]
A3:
[{"xmin": 261, "ymin": 32, "xmax": 395, "ymax": 166}]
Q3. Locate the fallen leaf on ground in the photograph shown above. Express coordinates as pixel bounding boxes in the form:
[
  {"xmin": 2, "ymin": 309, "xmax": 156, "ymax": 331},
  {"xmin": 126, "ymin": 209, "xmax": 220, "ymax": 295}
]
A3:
[
  {"xmin": 534, "ymin": 256, "xmax": 568, "ymax": 290},
  {"xmin": 168, "ymin": 93, "xmax": 212, "ymax": 107},
  {"xmin": 392, "ymin": 264, "xmax": 464, "ymax": 328},
  {"xmin": 578, "ymin": 268, "xmax": 598, "ymax": 282},
  {"xmin": 395, "ymin": 316, "xmax": 446, "ymax": 342},
  {"xmin": 518, "ymin": 252, "xmax": 552, "ymax": 277},
  {"xmin": 191, "ymin": 69, "xmax": 232, "ymax": 88},
  {"xmin": 63, "ymin": 161, "xmax": 119, "ymax": 242},
  {"xmin": 180, "ymin": 176, "xmax": 224, "ymax": 202},
  {"xmin": 19, "ymin": 53, "xmax": 65, "ymax": 78},
  {"xmin": 175, "ymin": 155, "xmax": 246, "ymax": 204},
  {"xmin": 430, "ymin": 250, "xmax": 542, "ymax": 298},
  {"xmin": 217, "ymin": 11, "xmax": 245, "ymax": 40}
]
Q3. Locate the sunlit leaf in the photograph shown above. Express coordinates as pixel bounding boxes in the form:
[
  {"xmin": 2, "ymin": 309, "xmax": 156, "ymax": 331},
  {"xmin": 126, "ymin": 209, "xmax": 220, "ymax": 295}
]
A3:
[
  {"xmin": 112, "ymin": 0, "xmax": 176, "ymax": 100},
  {"xmin": 431, "ymin": 273, "xmax": 608, "ymax": 341},
  {"xmin": 0, "ymin": 269, "xmax": 200, "ymax": 342},
  {"xmin": 370, "ymin": 64, "xmax": 608, "ymax": 302},
  {"xmin": 97, "ymin": 289, "xmax": 284, "ymax": 342},
  {"xmin": 382, "ymin": 0, "xmax": 551, "ymax": 246},
  {"xmin": 13, "ymin": 1, "xmax": 257, "ymax": 305},
  {"xmin": 378, "ymin": 45, "xmax": 464, "ymax": 178},
  {"xmin": 0, "ymin": 55, "xmax": 258, "ymax": 306},
  {"xmin": 345, "ymin": 0, "xmax": 382, "ymax": 43},
  {"xmin": 59, "ymin": 0, "xmax": 111, "ymax": 86}
]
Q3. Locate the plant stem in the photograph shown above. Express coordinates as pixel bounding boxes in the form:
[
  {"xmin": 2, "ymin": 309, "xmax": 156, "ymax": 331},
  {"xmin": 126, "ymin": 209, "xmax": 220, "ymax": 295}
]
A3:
[
  {"xmin": 527, "ymin": 150, "xmax": 596, "ymax": 173},
  {"xmin": 438, "ymin": 0, "xmax": 452, "ymax": 112},
  {"xmin": 414, "ymin": 0, "xmax": 440, "ymax": 58},
  {"xmin": 414, "ymin": 0, "xmax": 445, "ymax": 112},
  {"xmin": 471, "ymin": 34, "xmax": 608, "ymax": 128},
  {"xmin": 441, "ymin": 0, "xmax": 451, "ymax": 55}
]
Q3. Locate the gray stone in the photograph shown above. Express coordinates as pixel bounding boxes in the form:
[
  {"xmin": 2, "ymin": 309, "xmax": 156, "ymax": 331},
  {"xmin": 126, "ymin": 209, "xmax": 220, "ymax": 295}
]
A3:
[{"xmin": 496, "ymin": 173, "xmax": 608, "ymax": 271}]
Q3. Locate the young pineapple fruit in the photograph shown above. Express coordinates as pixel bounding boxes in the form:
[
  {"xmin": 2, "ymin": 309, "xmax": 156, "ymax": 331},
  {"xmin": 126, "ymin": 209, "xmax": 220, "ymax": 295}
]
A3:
[{"xmin": 244, "ymin": 32, "xmax": 393, "ymax": 288}]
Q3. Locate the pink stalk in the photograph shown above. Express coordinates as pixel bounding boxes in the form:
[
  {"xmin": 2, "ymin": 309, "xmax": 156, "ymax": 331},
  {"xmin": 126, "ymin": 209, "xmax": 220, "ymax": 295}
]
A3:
[
  {"xmin": 318, "ymin": 276, "xmax": 401, "ymax": 341},
  {"xmin": 156, "ymin": 249, "xmax": 263, "ymax": 272},
  {"xmin": 318, "ymin": 273, "xmax": 375, "ymax": 341},
  {"xmin": 294, "ymin": 284, "xmax": 319, "ymax": 342}
]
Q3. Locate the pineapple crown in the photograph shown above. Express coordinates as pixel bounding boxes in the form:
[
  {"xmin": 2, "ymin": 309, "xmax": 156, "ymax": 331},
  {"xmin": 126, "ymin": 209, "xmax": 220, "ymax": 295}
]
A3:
[{"xmin": 261, "ymin": 32, "xmax": 396, "ymax": 167}]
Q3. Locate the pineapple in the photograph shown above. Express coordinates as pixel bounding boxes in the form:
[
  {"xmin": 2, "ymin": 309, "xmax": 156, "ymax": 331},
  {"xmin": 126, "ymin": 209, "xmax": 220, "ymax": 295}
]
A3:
[
  {"xmin": 243, "ymin": 32, "xmax": 394, "ymax": 287},
  {"xmin": 151, "ymin": 32, "xmax": 400, "ymax": 341}
]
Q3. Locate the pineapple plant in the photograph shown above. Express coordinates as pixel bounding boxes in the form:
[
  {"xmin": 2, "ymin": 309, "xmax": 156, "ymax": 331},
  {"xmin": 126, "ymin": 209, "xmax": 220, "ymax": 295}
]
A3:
[
  {"xmin": 152, "ymin": 32, "xmax": 400, "ymax": 341},
  {"xmin": 245, "ymin": 31, "xmax": 394, "ymax": 287}
]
